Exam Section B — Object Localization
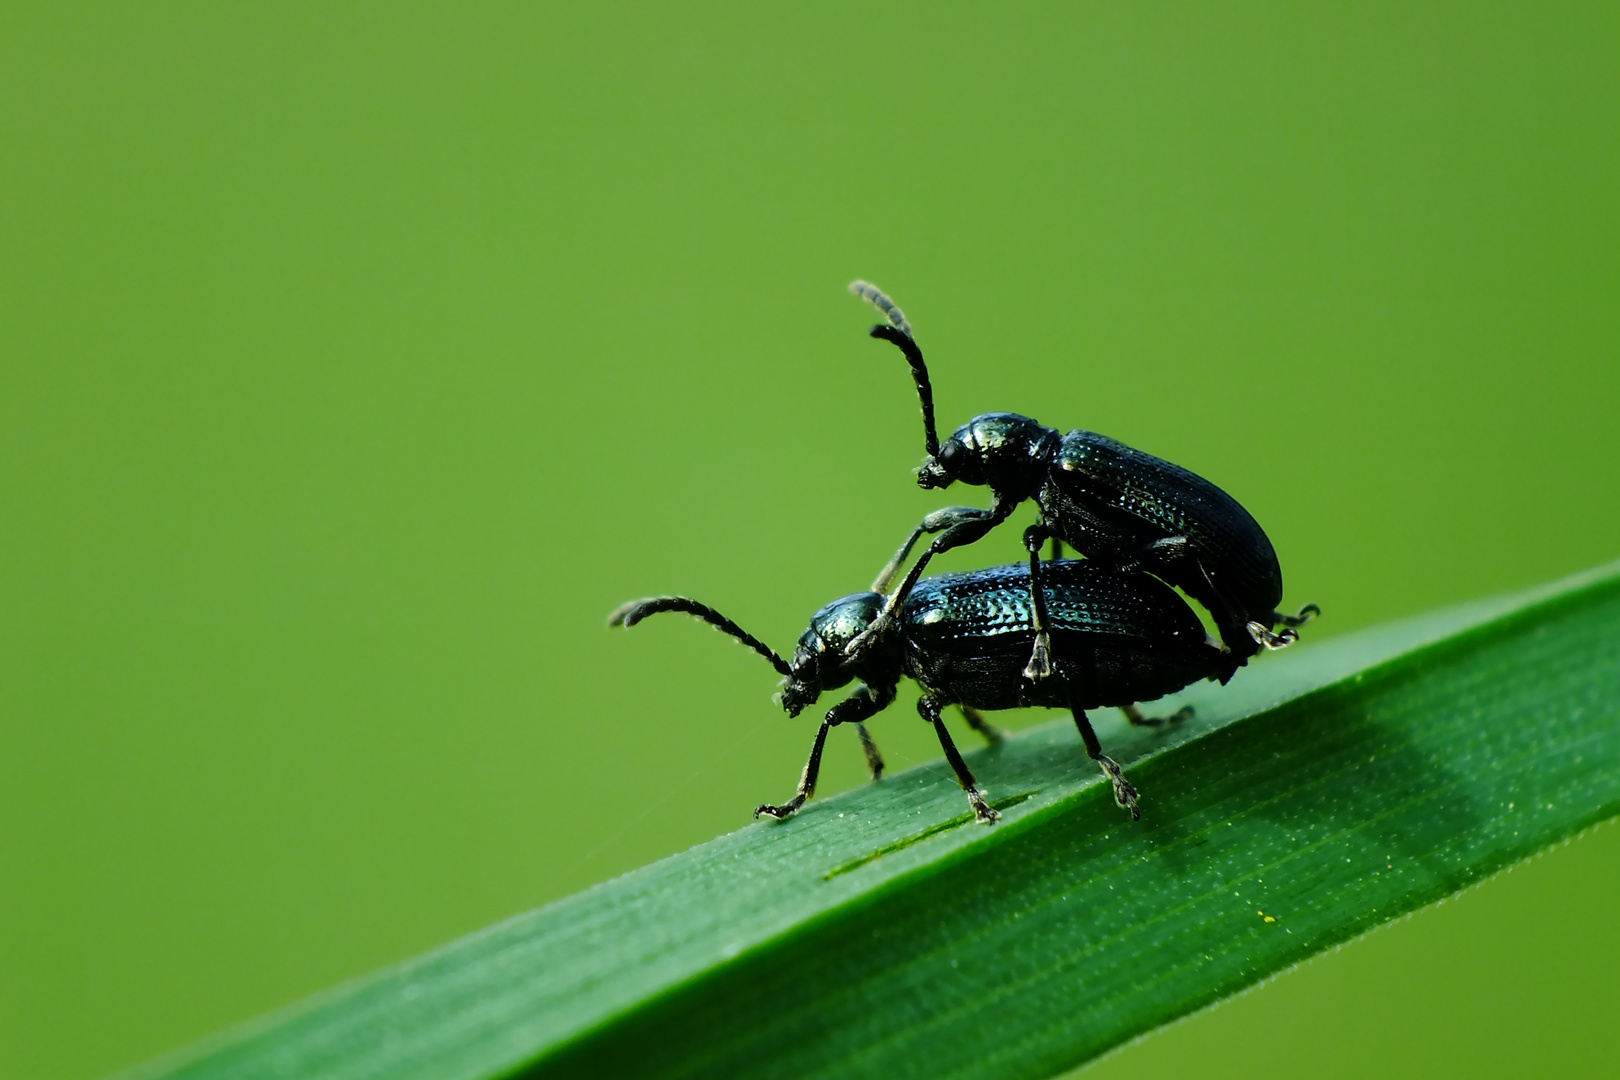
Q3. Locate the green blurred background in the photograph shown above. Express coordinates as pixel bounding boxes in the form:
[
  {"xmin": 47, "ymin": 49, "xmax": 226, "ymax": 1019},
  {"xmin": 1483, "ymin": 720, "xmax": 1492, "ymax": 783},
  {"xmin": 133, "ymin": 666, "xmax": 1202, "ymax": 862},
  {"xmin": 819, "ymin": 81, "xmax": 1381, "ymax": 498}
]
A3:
[{"xmin": 2, "ymin": 3, "xmax": 1617, "ymax": 1078}]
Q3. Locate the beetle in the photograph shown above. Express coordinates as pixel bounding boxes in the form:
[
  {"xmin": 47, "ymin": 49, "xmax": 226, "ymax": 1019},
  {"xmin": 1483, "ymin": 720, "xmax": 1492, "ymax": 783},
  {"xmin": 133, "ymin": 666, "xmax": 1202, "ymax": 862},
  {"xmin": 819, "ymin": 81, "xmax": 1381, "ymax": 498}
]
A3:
[
  {"xmin": 611, "ymin": 559, "xmax": 1236, "ymax": 823},
  {"xmin": 845, "ymin": 281, "xmax": 1317, "ymax": 680}
]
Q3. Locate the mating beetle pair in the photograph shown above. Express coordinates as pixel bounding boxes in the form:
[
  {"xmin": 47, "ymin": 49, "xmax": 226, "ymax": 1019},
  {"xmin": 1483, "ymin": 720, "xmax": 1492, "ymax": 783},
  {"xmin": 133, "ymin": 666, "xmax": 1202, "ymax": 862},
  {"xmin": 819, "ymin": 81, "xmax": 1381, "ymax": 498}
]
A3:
[{"xmin": 613, "ymin": 284, "xmax": 1315, "ymax": 823}]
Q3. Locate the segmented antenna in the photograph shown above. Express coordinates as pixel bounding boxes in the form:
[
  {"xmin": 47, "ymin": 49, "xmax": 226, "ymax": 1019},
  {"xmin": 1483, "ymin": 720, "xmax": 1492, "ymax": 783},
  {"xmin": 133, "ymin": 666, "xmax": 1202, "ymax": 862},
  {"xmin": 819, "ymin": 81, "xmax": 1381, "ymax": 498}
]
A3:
[
  {"xmin": 848, "ymin": 279, "xmax": 912, "ymax": 338},
  {"xmin": 609, "ymin": 596, "xmax": 792, "ymax": 677},
  {"xmin": 848, "ymin": 280, "xmax": 939, "ymax": 457}
]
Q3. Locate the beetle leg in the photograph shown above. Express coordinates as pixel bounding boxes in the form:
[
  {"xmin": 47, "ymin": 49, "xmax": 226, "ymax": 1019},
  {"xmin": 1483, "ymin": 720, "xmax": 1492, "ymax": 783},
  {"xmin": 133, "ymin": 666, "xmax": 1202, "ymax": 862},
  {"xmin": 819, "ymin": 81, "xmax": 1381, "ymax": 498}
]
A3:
[
  {"xmin": 869, "ymin": 522, "xmax": 928, "ymax": 594},
  {"xmin": 1049, "ymin": 535, "xmax": 1064, "ymax": 561},
  {"xmin": 1117, "ymin": 534, "xmax": 1189, "ymax": 575},
  {"xmin": 1021, "ymin": 523, "xmax": 1056, "ymax": 681},
  {"xmin": 756, "ymin": 683, "xmax": 895, "ymax": 819},
  {"xmin": 1059, "ymin": 669, "xmax": 1140, "ymax": 819},
  {"xmin": 855, "ymin": 723, "xmax": 885, "ymax": 780},
  {"xmin": 1120, "ymin": 703, "xmax": 1195, "ymax": 727},
  {"xmin": 919, "ymin": 696, "xmax": 999, "ymax": 823},
  {"xmin": 1144, "ymin": 535, "xmax": 1190, "ymax": 559},
  {"xmin": 1179, "ymin": 549, "xmax": 1268, "ymax": 656},
  {"xmin": 1276, "ymin": 603, "xmax": 1321, "ymax": 628},
  {"xmin": 849, "ymin": 504, "xmax": 1012, "ymax": 660},
  {"xmin": 1246, "ymin": 621, "xmax": 1300, "ymax": 650},
  {"xmin": 755, "ymin": 718, "xmax": 830, "ymax": 820},
  {"xmin": 960, "ymin": 705, "xmax": 1005, "ymax": 745}
]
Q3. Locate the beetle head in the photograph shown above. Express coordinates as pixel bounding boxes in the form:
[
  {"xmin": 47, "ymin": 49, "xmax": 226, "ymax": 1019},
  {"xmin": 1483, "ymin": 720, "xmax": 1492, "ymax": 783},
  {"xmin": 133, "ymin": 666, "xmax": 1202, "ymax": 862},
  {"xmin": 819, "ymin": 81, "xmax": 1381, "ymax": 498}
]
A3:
[
  {"xmin": 919, "ymin": 413, "xmax": 1051, "ymax": 497},
  {"xmin": 777, "ymin": 591, "xmax": 886, "ymax": 716}
]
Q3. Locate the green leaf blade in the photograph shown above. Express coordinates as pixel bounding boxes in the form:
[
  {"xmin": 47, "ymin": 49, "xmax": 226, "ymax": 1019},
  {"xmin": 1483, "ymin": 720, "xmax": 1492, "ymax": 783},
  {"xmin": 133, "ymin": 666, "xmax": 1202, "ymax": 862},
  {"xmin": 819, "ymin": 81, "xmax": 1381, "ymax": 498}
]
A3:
[{"xmin": 131, "ymin": 564, "xmax": 1620, "ymax": 1080}]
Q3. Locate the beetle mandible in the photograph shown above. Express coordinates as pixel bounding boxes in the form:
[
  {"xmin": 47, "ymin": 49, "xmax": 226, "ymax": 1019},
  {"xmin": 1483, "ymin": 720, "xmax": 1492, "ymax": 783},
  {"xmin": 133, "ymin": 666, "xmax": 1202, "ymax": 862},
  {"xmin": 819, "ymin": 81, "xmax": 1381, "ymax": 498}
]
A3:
[
  {"xmin": 612, "ymin": 559, "xmax": 1236, "ymax": 823},
  {"xmin": 845, "ymin": 281, "xmax": 1318, "ymax": 680}
]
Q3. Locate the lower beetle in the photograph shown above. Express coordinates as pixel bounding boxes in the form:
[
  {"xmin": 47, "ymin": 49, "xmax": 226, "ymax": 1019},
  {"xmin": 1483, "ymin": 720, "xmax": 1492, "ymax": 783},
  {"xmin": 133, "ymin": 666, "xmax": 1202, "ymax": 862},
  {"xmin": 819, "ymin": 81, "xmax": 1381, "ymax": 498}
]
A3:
[{"xmin": 611, "ymin": 559, "xmax": 1236, "ymax": 823}]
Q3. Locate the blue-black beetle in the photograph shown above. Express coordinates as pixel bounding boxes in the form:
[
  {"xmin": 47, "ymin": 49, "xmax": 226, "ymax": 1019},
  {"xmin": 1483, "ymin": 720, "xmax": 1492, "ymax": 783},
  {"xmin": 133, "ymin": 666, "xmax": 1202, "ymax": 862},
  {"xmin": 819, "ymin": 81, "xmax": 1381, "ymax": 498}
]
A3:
[
  {"xmin": 846, "ymin": 281, "xmax": 1317, "ymax": 679},
  {"xmin": 612, "ymin": 559, "xmax": 1235, "ymax": 823}
]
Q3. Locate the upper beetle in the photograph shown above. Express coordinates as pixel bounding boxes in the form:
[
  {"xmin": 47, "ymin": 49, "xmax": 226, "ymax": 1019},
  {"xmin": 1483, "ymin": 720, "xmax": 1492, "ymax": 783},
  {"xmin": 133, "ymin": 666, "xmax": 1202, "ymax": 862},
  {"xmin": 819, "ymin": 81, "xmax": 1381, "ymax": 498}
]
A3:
[{"xmin": 845, "ymin": 281, "xmax": 1317, "ymax": 679}]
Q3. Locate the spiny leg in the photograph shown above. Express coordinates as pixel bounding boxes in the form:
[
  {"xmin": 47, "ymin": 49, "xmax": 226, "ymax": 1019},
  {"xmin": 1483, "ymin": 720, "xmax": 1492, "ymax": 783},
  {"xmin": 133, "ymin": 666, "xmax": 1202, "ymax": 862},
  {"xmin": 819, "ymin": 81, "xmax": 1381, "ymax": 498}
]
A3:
[
  {"xmin": 1061, "ymin": 667, "xmax": 1140, "ymax": 819},
  {"xmin": 756, "ymin": 683, "xmax": 895, "ymax": 819},
  {"xmin": 918, "ymin": 696, "xmax": 998, "ymax": 823},
  {"xmin": 960, "ymin": 705, "xmax": 1004, "ymax": 745},
  {"xmin": 1121, "ymin": 703, "xmax": 1195, "ymax": 727},
  {"xmin": 1022, "ymin": 522, "xmax": 1055, "ymax": 681}
]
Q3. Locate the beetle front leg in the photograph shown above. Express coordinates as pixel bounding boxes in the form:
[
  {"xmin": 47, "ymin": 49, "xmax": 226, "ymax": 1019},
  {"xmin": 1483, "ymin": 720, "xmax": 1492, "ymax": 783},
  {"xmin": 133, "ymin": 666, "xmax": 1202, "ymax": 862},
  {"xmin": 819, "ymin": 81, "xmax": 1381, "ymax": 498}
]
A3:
[
  {"xmin": 850, "ymin": 502, "xmax": 1012, "ymax": 660},
  {"xmin": 754, "ymin": 719, "xmax": 830, "ymax": 820},
  {"xmin": 918, "ymin": 696, "xmax": 999, "ymax": 823},
  {"xmin": 870, "ymin": 523, "xmax": 928, "ymax": 595},
  {"xmin": 1022, "ymin": 522, "xmax": 1055, "ymax": 681},
  {"xmin": 755, "ymin": 683, "xmax": 896, "ymax": 819}
]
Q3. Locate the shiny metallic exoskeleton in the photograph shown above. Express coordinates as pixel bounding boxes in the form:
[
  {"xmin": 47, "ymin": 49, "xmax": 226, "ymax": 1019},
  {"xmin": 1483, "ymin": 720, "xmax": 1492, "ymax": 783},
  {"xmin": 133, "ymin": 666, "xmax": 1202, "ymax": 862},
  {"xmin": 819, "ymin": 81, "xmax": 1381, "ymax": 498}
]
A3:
[
  {"xmin": 611, "ymin": 560, "xmax": 1235, "ymax": 823},
  {"xmin": 847, "ymin": 281, "xmax": 1318, "ymax": 678}
]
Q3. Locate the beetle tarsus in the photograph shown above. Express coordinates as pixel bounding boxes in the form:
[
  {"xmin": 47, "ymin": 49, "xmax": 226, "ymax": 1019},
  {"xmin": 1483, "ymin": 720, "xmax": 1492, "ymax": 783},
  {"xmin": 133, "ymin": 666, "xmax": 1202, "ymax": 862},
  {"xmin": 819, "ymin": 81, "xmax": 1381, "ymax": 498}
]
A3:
[
  {"xmin": 1097, "ymin": 755, "xmax": 1141, "ymax": 819},
  {"xmin": 1247, "ymin": 621, "xmax": 1300, "ymax": 650},
  {"xmin": 753, "ymin": 797, "xmax": 804, "ymax": 820},
  {"xmin": 1023, "ymin": 632, "xmax": 1054, "ymax": 681}
]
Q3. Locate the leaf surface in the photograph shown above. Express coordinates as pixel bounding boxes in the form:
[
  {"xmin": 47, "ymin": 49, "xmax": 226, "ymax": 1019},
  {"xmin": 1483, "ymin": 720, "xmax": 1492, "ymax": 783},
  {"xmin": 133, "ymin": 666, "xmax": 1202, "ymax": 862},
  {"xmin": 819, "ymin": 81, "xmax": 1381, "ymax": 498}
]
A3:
[{"xmin": 131, "ymin": 563, "xmax": 1620, "ymax": 1080}]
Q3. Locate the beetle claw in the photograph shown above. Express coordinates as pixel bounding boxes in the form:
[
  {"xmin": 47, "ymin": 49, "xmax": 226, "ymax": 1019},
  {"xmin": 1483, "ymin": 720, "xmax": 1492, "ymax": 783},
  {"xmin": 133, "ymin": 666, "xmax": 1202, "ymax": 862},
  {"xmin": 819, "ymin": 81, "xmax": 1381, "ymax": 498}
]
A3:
[
  {"xmin": 1247, "ymin": 620, "xmax": 1300, "ymax": 650},
  {"xmin": 754, "ymin": 797, "xmax": 805, "ymax": 820}
]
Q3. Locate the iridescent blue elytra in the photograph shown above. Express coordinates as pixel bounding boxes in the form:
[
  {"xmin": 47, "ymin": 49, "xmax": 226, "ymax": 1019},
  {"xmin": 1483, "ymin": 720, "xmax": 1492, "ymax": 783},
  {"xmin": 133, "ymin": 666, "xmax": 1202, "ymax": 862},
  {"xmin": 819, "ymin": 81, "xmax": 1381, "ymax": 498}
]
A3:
[{"xmin": 611, "ymin": 560, "xmax": 1235, "ymax": 825}]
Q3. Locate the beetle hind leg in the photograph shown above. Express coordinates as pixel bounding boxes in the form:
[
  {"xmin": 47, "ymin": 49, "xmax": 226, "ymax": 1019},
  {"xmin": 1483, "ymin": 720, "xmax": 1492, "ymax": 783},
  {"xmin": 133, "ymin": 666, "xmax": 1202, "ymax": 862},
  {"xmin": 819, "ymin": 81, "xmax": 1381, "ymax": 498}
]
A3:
[
  {"xmin": 1276, "ymin": 603, "xmax": 1321, "ymax": 628},
  {"xmin": 1120, "ymin": 703, "xmax": 1195, "ymax": 727}
]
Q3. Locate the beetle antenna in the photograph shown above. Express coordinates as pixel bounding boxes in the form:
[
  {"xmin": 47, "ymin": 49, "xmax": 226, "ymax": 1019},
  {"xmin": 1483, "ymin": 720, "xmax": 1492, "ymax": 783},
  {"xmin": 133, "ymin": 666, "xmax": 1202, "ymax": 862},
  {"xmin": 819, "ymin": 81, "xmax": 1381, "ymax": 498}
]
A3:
[
  {"xmin": 848, "ymin": 279, "xmax": 912, "ymax": 337},
  {"xmin": 609, "ymin": 596, "xmax": 793, "ymax": 677},
  {"xmin": 848, "ymin": 280, "xmax": 940, "ymax": 457}
]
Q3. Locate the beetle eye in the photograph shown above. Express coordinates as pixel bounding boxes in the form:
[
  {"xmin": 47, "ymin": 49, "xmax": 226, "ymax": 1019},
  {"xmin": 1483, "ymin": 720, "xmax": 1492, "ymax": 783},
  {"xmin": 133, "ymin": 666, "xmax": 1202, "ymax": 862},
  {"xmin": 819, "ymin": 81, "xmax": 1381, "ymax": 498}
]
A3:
[{"xmin": 938, "ymin": 440, "xmax": 965, "ymax": 471}]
